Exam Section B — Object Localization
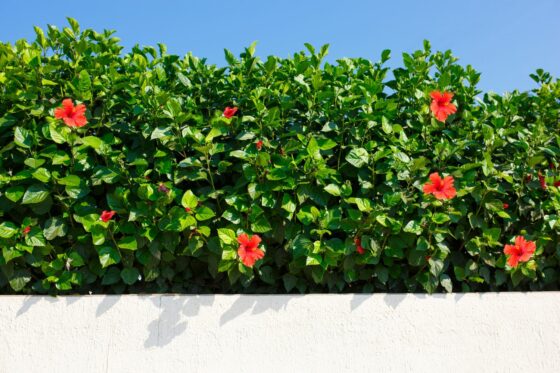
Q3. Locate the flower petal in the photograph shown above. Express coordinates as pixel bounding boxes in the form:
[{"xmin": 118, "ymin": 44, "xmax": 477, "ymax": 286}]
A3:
[
  {"xmin": 503, "ymin": 244, "xmax": 516, "ymax": 255},
  {"xmin": 442, "ymin": 92, "xmax": 454, "ymax": 102},
  {"xmin": 507, "ymin": 255, "xmax": 520, "ymax": 268},
  {"xmin": 430, "ymin": 91, "xmax": 443, "ymax": 100},
  {"xmin": 237, "ymin": 233, "xmax": 250, "ymax": 246},
  {"xmin": 248, "ymin": 234, "xmax": 262, "ymax": 250}
]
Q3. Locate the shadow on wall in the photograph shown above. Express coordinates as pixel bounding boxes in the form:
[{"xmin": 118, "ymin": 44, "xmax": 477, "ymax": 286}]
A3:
[
  {"xmin": 145, "ymin": 295, "xmax": 215, "ymax": 348},
  {"xmin": 16, "ymin": 294, "xmax": 119, "ymax": 318},
  {"xmin": 96, "ymin": 295, "xmax": 120, "ymax": 317},
  {"xmin": 350, "ymin": 292, "xmax": 475, "ymax": 311},
  {"xmin": 13, "ymin": 292, "xmax": 480, "ymax": 350},
  {"xmin": 144, "ymin": 295, "xmax": 295, "ymax": 348},
  {"xmin": 219, "ymin": 295, "xmax": 296, "ymax": 326},
  {"xmin": 16, "ymin": 295, "xmax": 58, "ymax": 317}
]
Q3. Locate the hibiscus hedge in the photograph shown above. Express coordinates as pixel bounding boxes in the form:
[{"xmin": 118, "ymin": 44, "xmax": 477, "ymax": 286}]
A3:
[{"xmin": 1, "ymin": 19, "xmax": 559, "ymax": 294}]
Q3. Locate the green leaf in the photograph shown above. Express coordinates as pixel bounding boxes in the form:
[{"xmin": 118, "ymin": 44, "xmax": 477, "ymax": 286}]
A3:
[
  {"xmin": 58, "ymin": 175, "xmax": 81, "ymax": 187},
  {"xmin": 151, "ymin": 126, "xmax": 173, "ymax": 140},
  {"xmin": 9, "ymin": 269, "xmax": 31, "ymax": 291},
  {"xmin": 68, "ymin": 251, "xmax": 85, "ymax": 267},
  {"xmin": 483, "ymin": 228, "xmax": 501, "ymax": 243},
  {"xmin": 324, "ymin": 184, "xmax": 341, "ymax": 196},
  {"xmin": 43, "ymin": 217, "xmax": 68, "ymax": 240},
  {"xmin": 121, "ymin": 267, "xmax": 140, "ymax": 285},
  {"xmin": 381, "ymin": 116, "xmax": 393, "ymax": 134},
  {"xmin": 78, "ymin": 70, "xmax": 92, "ymax": 99},
  {"xmin": 281, "ymin": 194, "xmax": 296, "ymax": 214},
  {"xmin": 25, "ymin": 227, "xmax": 46, "ymax": 247},
  {"xmin": 345, "ymin": 148, "xmax": 369, "ymax": 168},
  {"xmin": 49, "ymin": 123, "xmax": 69, "ymax": 144},
  {"xmin": 431, "ymin": 213, "xmax": 450, "ymax": 224},
  {"xmin": 80, "ymin": 136, "xmax": 103, "ymax": 150},
  {"xmin": 282, "ymin": 274, "xmax": 298, "ymax": 292},
  {"xmin": 97, "ymin": 246, "xmax": 121, "ymax": 268},
  {"xmin": 218, "ymin": 228, "xmax": 237, "ymax": 245},
  {"xmin": 22, "ymin": 185, "xmax": 50, "ymax": 204},
  {"xmin": 14, "ymin": 127, "xmax": 32, "ymax": 148},
  {"xmin": 32, "ymin": 168, "xmax": 51, "ymax": 182},
  {"xmin": 5, "ymin": 186, "xmax": 25, "ymax": 202},
  {"xmin": 158, "ymin": 207, "xmax": 197, "ymax": 232},
  {"xmin": 195, "ymin": 206, "xmax": 216, "ymax": 221},
  {"xmin": 181, "ymin": 190, "xmax": 198, "ymax": 209},
  {"xmin": 118, "ymin": 236, "xmax": 138, "ymax": 250},
  {"xmin": 403, "ymin": 220, "xmax": 423, "ymax": 235},
  {"xmin": 101, "ymin": 267, "xmax": 121, "ymax": 285},
  {"xmin": 307, "ymin": 137, "xmax": 321, "ymax": 160},
  {"xmin": 429, "ymin": 258, "xmax": 444, "ymax": 277},
  {"xmin": 0, "ymin": 222, "xmax": 18, "ymax": 238},
  {"xmin": 251, "ymin": 215, "xmax": 272, "ymax": 233},
  {"xmin": 440, "ymin": 274, "xmax": 453, "ymax": 292}
]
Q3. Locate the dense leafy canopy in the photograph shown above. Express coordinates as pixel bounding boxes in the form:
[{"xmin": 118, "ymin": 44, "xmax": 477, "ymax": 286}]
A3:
[{"xmin": 1, "ymin": 19, "xmax": 559, "ymax": 294}]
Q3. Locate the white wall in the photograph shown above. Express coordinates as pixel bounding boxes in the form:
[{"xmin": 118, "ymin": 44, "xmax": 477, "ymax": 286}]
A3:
[{"xmin": 1, "ymin": 293, "xmax": 559, "ymax": 372}]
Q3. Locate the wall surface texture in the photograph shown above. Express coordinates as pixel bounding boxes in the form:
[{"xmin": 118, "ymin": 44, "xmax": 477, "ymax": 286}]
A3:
[{"xmin": 1, "ymin": 293, "xmax": 559, "ymax": 372}]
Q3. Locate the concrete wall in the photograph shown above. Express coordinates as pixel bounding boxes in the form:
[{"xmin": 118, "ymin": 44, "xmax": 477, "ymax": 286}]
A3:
[{"xmin": 1, "ymin": 293, "xmax": 559, "ymax": 372}]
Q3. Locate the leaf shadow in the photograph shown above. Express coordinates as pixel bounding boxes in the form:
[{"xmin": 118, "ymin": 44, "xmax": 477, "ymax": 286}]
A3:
[
  {"xmin": 16, "ymin": 296, "xmax": 57, "ymax": 317},
  {"xmin": 96, "ymin": 295, "xmax": 120, "ymax": 317},
  {"xmin": 219, "ymin": 295, "xmax": 293, "ymax": 326},
  {"xmin": 144, "ymin": 295, "xmax": 215, "ymax": 348}
]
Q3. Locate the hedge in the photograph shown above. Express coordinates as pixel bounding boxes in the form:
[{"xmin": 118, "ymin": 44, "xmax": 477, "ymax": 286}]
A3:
[{"xmin": 1, "ymin": 19, "xmax": 559, "ymax": 294}]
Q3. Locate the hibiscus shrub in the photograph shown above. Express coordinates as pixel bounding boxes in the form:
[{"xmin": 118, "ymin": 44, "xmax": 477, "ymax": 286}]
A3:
[{"xmin": 1, "ymin": 20, "xmax": 559, "ymax": 294}]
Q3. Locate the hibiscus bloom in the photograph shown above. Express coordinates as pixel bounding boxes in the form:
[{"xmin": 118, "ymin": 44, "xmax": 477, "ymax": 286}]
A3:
[
  {"xmin": 237, "ymin": 233, "xmax": 264, "ymax": 267},
  {"xmin": 504, "ymin": 236, "xmax": 536, "ymax": 268},
  {"xmin": 22, "ymin": 226, "xmax": 31, "ymax": 236},
  {"xmin": 223, "ymin": 106, "xmax": 238, "ymax": 119},
  {"xmin": 100, "ymin": 210, "xmax": 116, "ymax": 222},
  {"xmin": 54, "ymin": 99, "xmax": 88, "ymax": 128},
  {"xmin": 423, "ymin": 172, "xmax": 457, "ymax": 200},
  {"xmin": 256, "ymin": 140, "xmax": 263, "ymax": 151},
  {"xmin": 430, "ymin": 91, "xmax": 457, "ymax": 122},
  {"xmin": 354, "ymin": 237, "xmax": 365, "ymax": 255}
]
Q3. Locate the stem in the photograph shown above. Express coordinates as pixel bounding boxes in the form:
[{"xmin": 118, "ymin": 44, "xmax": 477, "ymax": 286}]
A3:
[
  {"xmin": 108, "ymin": 227, "xmax": 122, "ymax": 257},
  {"xmin": 69, "ymin": 130, "xmax": 76, "ymax": 168},
  {"xmin": 458, "ymin": 190, "xmax": 488, "ymax": 252},
  {"xmin": 205, "ymin": 151, "xmax": 222, "ymax": 212}
]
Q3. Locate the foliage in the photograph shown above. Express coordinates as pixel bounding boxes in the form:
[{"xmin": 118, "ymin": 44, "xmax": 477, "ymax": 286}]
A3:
[{"xmin": 0, "ymin": 19, "xmax": 559, "ymax": 294}]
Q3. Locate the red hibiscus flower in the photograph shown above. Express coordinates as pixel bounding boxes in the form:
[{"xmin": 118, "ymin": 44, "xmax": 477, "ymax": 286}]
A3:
[
  {"xmin": 223, "ymin": 106, "xmax": 238, "ymax": 119},
  {"xmin": 237, "ymin": 233, "xmax": 264, "ymax": 267},
  {"xmin": 423, "ymin": 172, "xmax": 457, "ymax": 200},
  {"xmin": 538, "ymin": 172, "xmax": 547, "ymax": 190},
  {"xmin": 430, "ymin": 91, "xmax": 457, "ymax": 122},
  {"xmin": 54, "ymin": 99, "xmax": 88, "ymax": 128},
  {"xmin": 22, "ymin": 226, "xmax": 31, "ymax": 236},
  {"xmin": 504, "ymin": 236, "xmax": 536, "ymax": 268},
  {"xmin": 100, "ymin": 210, "xmax": 116, "ymax": 222},
  {"xmin": 503, "ymin": 203, "xmax": 509, "ymax": 209},
  {"xmin": 256, "ymin": 140, "xmax": 263, "ymax": 151},
  {"xmin": 354, "ymin": 237, "xmax": 365, "ymax": 255}
]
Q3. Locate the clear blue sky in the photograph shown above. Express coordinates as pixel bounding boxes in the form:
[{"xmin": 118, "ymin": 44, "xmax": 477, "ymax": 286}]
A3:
[{"xmin": 1, "ymin": 0, "xmax": 558, "ymax": 93}]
